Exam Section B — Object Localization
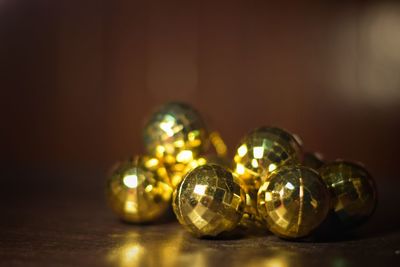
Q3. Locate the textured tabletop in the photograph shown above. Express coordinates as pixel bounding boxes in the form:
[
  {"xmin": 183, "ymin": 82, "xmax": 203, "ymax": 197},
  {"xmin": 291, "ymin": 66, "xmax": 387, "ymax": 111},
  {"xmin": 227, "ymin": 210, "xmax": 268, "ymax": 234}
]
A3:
[{"xmin": 1, "ymin": 167, "xmax": 399, "ymax": 267}]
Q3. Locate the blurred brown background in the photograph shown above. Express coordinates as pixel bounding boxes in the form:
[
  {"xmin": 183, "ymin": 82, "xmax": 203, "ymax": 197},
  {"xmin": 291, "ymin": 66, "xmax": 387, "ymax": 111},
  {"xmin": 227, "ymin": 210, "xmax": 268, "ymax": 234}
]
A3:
[{"xmin": 1, "ymin": 0, "xmax": 400, "ymax": 179}]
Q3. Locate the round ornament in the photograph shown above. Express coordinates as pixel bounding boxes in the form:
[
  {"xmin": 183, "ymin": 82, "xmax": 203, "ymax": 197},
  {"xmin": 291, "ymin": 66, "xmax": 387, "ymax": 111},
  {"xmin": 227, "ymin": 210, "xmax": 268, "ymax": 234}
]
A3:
[
  {"xmin": 143, "ymin": 102, "xmax": 209, "ymax": 166},
  {"xmin": 257, "ymin": 165, "xmax": 331, "ymax": 239},
  {"xmin": 319, "ymin": 160, "xmax": 377, "ymax": 229},
  {"xmin": 107, "ymin": 156, "xmax": 173, "ymax": 223},
  {"xmin": 173, "ymin": 164, "xmax": 244, "ymax": 237}
]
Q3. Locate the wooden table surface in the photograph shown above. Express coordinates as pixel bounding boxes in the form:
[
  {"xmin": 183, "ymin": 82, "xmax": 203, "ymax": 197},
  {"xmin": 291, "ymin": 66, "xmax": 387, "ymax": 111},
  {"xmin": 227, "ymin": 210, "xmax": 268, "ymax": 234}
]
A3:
[{"xmin": 1, "ymin": 167, "xmax": 399, "ymax": 267}]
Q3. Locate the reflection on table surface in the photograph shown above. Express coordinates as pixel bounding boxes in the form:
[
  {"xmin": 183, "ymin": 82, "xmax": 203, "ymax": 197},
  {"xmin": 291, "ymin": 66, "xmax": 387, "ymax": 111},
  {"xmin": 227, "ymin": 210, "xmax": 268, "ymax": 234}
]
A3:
[{"xmin": 104, "ymin": 222, "xmax": 398, "ymax": 267}]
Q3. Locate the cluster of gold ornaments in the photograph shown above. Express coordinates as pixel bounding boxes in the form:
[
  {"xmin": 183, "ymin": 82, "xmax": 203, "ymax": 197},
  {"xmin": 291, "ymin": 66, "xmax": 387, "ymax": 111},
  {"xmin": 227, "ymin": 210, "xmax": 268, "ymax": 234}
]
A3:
[{"xmin": 106, "ymin": 102, "xmax": 377, "ymax": 240}]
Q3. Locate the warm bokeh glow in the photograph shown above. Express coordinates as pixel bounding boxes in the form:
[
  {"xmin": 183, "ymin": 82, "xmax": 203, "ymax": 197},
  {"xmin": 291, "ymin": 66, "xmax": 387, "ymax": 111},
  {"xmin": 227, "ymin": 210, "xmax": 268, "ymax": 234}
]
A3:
[{"xmin": 123, "ymin": 174, "xmax": 138, "ymax": 189}]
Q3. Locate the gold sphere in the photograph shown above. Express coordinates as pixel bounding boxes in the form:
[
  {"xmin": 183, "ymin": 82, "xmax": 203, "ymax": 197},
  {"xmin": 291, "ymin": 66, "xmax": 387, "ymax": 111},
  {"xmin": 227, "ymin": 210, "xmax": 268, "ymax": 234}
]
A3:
[
  {"xmin": 319, "ymin": 160, "xmax": 377, "ymax": 229},
  {"xmin": 234, "ymin": 127, "xmax": 303, "ymax": 191},
  {"xmin": 173, "ymin": 164, "xmax": 245, "ymax": 237},
  {"xmin": 143, "ymin": 102, "xmax": 209, "ymax": 166},
  {"xmin": 106, "ymin": 156, "xmax": 173, "ymax": 223},
  {"xmin": 257, "ymin": 165, "xmax": 331, "ymax": 239}
]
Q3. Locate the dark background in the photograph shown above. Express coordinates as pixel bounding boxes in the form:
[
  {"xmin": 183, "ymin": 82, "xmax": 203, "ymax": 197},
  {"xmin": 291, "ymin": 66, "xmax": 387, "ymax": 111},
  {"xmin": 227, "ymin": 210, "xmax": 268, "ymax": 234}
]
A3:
[
  {"xmin": 1, "ymin": 1, "xmax": 400, "ymax": 266},
  {"xmin": 2, "ymin": 0, "xmax": 400, "ymax": 177}
]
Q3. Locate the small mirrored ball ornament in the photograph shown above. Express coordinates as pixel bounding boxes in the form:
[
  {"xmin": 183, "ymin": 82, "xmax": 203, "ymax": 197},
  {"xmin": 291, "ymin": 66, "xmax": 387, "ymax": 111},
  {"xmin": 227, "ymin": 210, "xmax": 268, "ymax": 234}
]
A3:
[
  {"xmin": 173, "ymin": 164, "xmax": 245, "ymax": 237},
  {"xmin": 234, "ymin": 127, "xmax": 303, "ymax": 192},
  {"xmin": 143, "ymin": 102, "xmax": 209, "ymax": 166},
  {"xmin": 319, "ymin": 160, "xmax": 377, "ymax": 229},
  {"xmin": 106, "ymin": 156, "xmax": 173, "ymax": 223},
  {"xmin": 257, "ymin": 165, "xmax": 331, "ymax": 239}
]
